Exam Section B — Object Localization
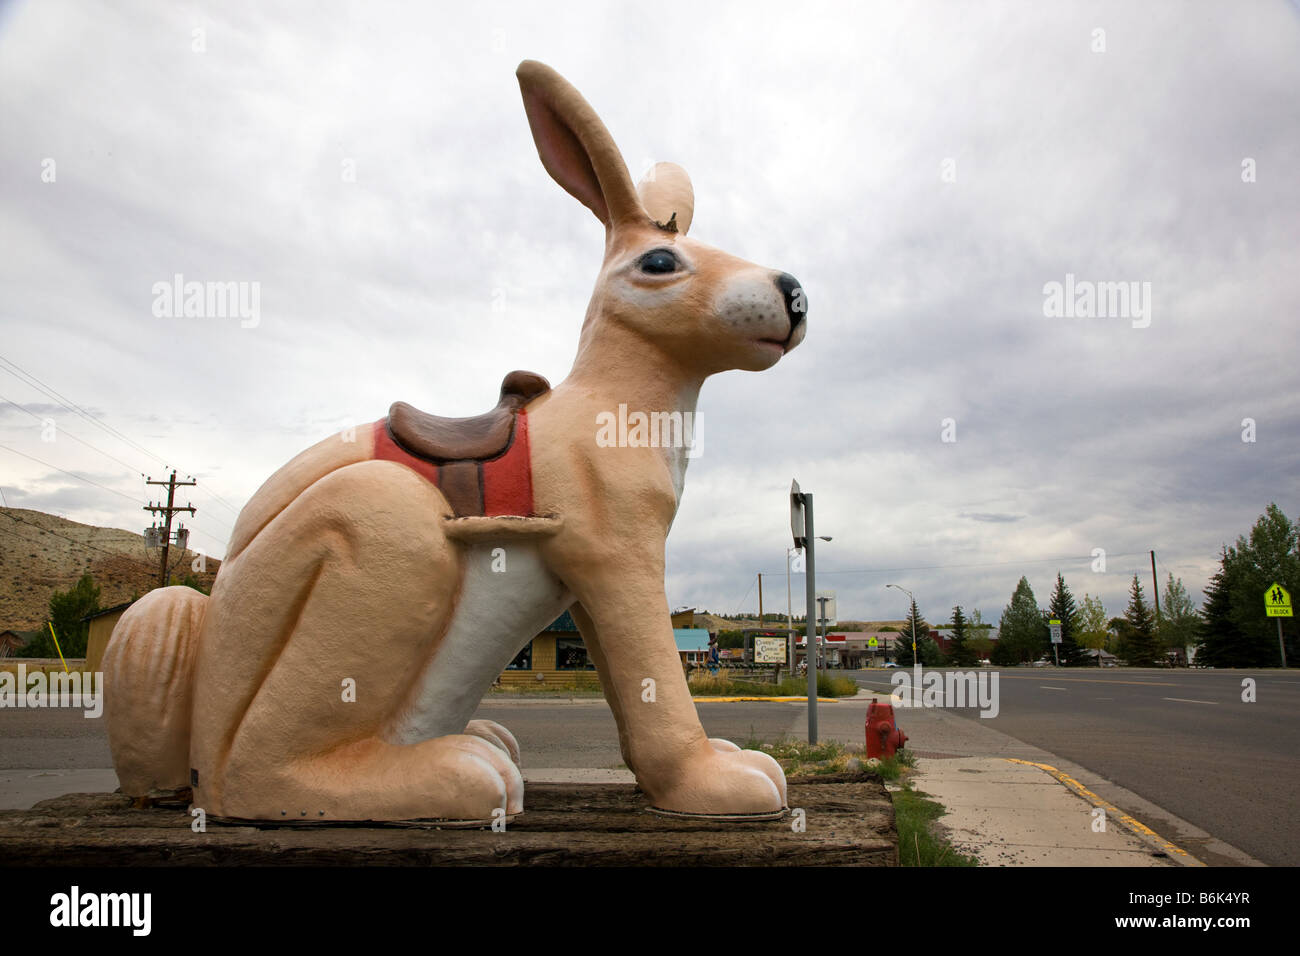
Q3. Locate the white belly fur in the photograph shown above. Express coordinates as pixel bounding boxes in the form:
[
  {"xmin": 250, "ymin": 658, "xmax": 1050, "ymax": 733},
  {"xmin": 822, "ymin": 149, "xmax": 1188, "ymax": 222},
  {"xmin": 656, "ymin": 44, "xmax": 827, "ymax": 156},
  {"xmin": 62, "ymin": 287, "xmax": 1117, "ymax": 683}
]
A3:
[{"xmin": 385, "ymin": 542, "xmax": 573, "ymax": 745}]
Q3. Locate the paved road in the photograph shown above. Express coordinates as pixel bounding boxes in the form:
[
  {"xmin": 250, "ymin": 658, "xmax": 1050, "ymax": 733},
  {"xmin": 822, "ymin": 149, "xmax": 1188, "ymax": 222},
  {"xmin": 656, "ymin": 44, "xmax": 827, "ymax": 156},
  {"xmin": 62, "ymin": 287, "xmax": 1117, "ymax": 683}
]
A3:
[{"xmin": 845, "ymin": 667, "xmax": 1300, "ymax": 867}]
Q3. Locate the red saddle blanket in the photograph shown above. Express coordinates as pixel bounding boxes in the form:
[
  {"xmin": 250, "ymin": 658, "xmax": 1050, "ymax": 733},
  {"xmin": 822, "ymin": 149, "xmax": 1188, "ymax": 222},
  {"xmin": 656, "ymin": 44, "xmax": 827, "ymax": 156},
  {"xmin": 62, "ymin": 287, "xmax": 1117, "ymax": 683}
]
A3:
[{"xmin": 370, "ymin": 411, "xmax": 535, "ymax": 518}]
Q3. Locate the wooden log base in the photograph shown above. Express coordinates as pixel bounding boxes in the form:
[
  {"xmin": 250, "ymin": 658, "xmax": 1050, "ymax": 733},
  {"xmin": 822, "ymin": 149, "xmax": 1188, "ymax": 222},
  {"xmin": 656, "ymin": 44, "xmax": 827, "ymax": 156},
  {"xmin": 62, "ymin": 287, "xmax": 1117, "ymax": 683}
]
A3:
[{"xmin": 0, "ymin": 772, "xmax": 897, "ymax": 866}]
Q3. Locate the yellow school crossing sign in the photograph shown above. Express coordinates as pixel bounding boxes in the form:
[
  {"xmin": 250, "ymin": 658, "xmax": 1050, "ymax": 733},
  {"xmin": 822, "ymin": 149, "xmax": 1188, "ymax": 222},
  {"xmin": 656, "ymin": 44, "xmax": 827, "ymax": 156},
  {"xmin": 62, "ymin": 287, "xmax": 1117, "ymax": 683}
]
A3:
[{"xmin": 1265, "ymin": 583, "xmax": 1292, "ymax": 617}]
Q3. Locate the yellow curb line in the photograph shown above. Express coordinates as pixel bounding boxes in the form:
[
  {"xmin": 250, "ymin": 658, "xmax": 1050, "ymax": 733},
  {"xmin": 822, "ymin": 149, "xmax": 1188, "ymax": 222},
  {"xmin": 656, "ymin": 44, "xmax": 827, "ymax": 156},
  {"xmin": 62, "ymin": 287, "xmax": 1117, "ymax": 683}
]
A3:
[
  {"xmin": 692, "ymin": 696, "xmax": 842, "ymax": 703},
  {"xmin": 1004, "ymin": 758, "xmax": 1203, "ymax": 866}
]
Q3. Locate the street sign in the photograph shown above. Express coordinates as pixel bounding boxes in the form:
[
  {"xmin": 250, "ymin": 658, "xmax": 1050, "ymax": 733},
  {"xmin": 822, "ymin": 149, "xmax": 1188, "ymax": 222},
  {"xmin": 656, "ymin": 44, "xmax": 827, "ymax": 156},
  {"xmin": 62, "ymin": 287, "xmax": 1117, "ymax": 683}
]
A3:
[
  {"xmin": 1049, "ymin": 618, "xmax": 1062, "ymax": 644},
  {"xmin": 868, "ymin": 637, "xmax": 879, "ymax": 648},
  {"xmin": 1265, "ymin": 583, "xmax": 1293, "ymax": 618},
  {"xmin": 816, "ymin": 590, "xmax": 837, "ymax": 626},
  {"xmin": 790, "ymin": 480, "xmax": 805, "ymax": 549}
]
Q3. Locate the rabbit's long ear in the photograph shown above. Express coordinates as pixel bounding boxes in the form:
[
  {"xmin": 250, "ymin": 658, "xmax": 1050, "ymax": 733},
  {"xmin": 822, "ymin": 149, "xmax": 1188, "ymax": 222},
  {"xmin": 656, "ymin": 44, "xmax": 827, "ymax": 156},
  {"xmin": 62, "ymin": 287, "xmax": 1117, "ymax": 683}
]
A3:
[{"xmin": 517, "ymin": 60, "xmax": 644, "ymax": 229}]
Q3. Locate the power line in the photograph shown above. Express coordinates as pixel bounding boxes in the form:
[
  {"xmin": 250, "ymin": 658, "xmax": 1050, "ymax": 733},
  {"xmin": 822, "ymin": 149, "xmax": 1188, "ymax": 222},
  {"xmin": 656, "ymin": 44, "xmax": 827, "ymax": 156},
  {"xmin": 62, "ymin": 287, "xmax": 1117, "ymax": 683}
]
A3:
[
  {"xmin": 0, "ymin": 354, "xmax": 169, "ymax": 470},
  {"xmin": 0, "ymin": 434, "xmax": 235, "ymax": 536},
  {"xmin": 0, "ymin": 353, "xmax": 243, "ymax": 518},
  {"xmin": 0, "ymin": 392, "xmax": 149, "ymax": 476},
  {"xmin": 0, "ymin": 443, "xmax": 144, "ymax": 505},
  {"xmin": 729, "ymin": 575, "xmax": 757, "ymax": 616}
]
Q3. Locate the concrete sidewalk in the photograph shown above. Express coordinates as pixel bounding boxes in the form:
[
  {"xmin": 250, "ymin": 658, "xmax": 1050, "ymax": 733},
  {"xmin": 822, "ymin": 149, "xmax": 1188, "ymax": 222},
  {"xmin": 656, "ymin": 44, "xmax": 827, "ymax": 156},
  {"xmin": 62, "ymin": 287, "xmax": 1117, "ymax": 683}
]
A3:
[
  {"xmin": 882, "ymin": 699, "xmax": 1264, "ymax": 867},
  {"xmin": 912, "ymin": 756, "xmax": 1178, "ymax": 866},
  {"xmin": 0, "ymin": 768, "xmax": 120, "ymax": 810}
]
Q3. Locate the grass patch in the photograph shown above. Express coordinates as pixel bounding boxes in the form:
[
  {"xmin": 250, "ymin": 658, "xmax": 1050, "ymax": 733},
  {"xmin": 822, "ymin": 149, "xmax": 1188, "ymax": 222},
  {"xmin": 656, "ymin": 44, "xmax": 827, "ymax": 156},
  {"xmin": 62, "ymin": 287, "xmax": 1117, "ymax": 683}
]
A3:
[
  {"xmin": 866, "ymin": 748, "xmax": 917, "ymax": 782},
  {"xmin": 893, "ymin": 784, "xmax": 979, "ymax": 867},
  {"xmin": 486, "ymin": 681, "xmax": 603, "ymax": 696},
  {"xmin": 739, "ymin": 732, "xmax": 865, "ymax": 777},
  {"xmin": 743, "ymin": 732, "xmax": 975, "ymax": 866}
]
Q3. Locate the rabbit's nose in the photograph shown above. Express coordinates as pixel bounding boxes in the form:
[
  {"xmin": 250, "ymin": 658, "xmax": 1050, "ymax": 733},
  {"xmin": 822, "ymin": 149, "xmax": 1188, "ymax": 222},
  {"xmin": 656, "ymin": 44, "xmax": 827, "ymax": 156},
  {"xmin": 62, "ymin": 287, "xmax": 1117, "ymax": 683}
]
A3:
[{"xmin": 776, "ymin": 273, "xmax": 807, "ymax": 332}]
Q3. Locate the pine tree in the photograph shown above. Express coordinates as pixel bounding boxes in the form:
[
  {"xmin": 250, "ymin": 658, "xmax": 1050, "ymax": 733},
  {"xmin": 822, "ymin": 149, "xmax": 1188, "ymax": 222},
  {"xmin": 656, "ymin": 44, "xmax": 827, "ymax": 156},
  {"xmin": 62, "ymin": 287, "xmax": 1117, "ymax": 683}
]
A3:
[
  {"xmin": 1120, "ymin": 574, "xmax": 1161, "ymax": 666},
  {"xmin": 1197, "ymin": 545, "xmax": 1274, "ymax": 666},
  {"xmin": 1047, "ymin": 572, "xmax": 1085, "ymax": 666},
  {"xmin": 993, "ymin": 576, "xmax": 1046, "ymax": 665},
  {"xmin": 898, "ymin": 598, "xmax": 932, "ymax": 666},
  {"xmin": 1232, "ymin": 503, "xmax": 1299, "ymax": 667},
  {"xmin": 947, "ymin": 605, "xmax": 979, "ymax": 666}
]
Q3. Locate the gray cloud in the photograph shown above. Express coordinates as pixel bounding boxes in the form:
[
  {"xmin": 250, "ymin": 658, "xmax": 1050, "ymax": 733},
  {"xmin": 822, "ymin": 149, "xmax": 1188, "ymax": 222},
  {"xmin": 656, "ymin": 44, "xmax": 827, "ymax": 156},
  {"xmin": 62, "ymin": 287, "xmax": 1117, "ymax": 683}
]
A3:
[{"xmin": 1, "ymin": 0, "xmax": 1297, "ymax": 627}]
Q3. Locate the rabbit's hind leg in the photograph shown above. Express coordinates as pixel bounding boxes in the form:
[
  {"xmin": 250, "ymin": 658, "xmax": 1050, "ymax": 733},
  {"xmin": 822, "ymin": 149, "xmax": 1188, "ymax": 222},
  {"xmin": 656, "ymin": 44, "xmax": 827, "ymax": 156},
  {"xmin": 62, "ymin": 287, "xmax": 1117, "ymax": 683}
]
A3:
[{"xmin": 203, "ymin": 459, "xmax": 519, "ymax": 822}]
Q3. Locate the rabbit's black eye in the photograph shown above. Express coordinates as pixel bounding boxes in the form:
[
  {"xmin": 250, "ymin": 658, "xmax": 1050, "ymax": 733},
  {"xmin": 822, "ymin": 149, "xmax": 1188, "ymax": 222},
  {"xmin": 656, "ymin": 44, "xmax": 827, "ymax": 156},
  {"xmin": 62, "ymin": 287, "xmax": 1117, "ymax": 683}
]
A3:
[{"xmin": 639, "ymin": 249, "xmax": 679, "ymax": 274}]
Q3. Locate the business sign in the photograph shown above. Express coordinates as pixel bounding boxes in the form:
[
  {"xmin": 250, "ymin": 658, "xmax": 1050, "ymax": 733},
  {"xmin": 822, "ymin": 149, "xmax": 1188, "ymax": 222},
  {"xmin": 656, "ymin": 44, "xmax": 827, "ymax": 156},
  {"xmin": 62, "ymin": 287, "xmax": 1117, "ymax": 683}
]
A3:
[{"xmin": 754, "ymin": 637, "xmax": 787, "ymax": 664}]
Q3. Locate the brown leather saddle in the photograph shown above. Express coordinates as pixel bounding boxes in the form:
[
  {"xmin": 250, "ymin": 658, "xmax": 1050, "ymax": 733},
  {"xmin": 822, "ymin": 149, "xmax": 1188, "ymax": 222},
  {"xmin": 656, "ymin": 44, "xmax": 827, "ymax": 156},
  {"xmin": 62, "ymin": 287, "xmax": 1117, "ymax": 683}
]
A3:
[
  {"xmin": 387, "ymin": 370, "xmax": 550, "ymax": 463},
  {"xmin": 384, "ymin": 370, "xmax": 551, "ymax": 518}
]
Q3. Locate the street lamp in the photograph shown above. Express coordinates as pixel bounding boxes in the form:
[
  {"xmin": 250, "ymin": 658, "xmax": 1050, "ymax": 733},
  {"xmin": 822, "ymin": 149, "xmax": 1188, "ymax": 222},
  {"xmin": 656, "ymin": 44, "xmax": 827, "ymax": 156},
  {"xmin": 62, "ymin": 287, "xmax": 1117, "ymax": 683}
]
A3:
[{"xmin": 886, "ymin": 583, "xmax": 918, "ymax": 668}]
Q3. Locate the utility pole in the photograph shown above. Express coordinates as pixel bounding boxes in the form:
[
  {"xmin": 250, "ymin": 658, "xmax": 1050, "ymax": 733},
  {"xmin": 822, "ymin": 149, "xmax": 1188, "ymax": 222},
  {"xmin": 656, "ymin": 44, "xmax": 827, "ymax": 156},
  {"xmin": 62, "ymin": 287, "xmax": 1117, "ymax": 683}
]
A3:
[
  {"xmin": 1150, "ymin": 550, "xmax": 1161, "ymax": 621},
  {"xmin": 145, "ymin": 471, "xmax": 196, "ymax": 588},
  {"xmin": 757, "ymin": 572, "xmax": 764, "ymax": 626}
]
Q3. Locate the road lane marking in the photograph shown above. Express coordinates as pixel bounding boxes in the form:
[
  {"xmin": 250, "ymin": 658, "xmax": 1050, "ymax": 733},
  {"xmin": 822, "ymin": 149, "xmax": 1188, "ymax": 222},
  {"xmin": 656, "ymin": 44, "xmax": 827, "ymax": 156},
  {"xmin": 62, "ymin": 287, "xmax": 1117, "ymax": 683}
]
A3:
[
  {"xmin": 1040, "ymin": 686, "xmax": 1067, "ymax": 691},
  {"xmin": 993, "ymin": 675, "xmax": 1178, "ymax": 686},
  {"xmin": 1005, "ymin": 758, "xmax": 1202, "ymax": 865},
  {"xmin": 854, "ymin": 672, "xmax": 1179, "ymax": 687},
  {"xmin": 1161, "ymin": 697, "xmax": 1217, "ymax": 705}
]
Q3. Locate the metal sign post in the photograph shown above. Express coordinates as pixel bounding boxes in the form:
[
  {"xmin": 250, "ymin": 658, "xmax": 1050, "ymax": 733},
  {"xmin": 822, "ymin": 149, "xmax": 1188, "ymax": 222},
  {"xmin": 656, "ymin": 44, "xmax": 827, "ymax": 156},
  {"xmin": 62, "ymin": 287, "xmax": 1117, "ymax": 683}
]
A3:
[
  {"xmin": 1049, "ymin": 618, "xmax": 1062, "ymax": 667},
  {"xmin": 791, "ymin": 480, "xmax": 818, "ymax": 743}
]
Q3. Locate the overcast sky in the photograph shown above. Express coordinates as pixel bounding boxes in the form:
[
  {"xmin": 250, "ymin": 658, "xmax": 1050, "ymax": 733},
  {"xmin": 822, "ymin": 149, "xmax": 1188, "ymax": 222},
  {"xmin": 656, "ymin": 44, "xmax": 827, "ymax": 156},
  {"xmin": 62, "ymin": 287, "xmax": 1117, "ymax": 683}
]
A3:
[{"xmin": 1, "ymin": 0, "xmax": 1297, "ymax": 627}]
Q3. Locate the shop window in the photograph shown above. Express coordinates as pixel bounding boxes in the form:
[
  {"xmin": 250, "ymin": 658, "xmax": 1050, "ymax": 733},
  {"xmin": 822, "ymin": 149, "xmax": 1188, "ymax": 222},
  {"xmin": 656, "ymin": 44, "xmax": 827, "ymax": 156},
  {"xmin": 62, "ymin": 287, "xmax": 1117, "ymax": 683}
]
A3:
[
  {"xmin": 555, "ymin": 636, "xmax": 594, "ymax": 670},
  {"xmin": 507, "ymin": 642, "xmax": 533, "ymax": 670}
]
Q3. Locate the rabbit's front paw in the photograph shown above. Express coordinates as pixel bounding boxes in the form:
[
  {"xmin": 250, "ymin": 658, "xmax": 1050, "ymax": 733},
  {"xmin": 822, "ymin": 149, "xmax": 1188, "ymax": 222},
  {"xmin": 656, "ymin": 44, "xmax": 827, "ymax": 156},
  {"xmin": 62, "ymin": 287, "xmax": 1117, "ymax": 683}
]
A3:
[
  {"xmin": 421, "ymin": 734, "xmax": 525, "ymax": 819},
  {"xmin": 464, "ymin": 719, "xmax": 520, "ymax": 766},
  {"xmin": 651, "ymin": 743, "xmax": 787, "ymax": 816}
]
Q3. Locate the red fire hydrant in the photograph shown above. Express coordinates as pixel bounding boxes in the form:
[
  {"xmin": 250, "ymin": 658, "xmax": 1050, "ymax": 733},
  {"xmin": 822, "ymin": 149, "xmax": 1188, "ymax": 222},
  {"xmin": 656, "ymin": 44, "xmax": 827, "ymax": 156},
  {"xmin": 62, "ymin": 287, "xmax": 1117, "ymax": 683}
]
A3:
[{"xmin": 865, "ymin": 700, "xmax": 908, "ymax": 758}]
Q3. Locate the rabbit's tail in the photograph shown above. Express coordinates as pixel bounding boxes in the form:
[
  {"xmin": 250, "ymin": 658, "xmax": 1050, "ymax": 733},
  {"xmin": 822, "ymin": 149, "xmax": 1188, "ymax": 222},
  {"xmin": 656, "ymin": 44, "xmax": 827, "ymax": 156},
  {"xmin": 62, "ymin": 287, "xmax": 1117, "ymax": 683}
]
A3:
[{"xmin": 102, "ymin": 585, "xmax": 207, "ymax": 798}]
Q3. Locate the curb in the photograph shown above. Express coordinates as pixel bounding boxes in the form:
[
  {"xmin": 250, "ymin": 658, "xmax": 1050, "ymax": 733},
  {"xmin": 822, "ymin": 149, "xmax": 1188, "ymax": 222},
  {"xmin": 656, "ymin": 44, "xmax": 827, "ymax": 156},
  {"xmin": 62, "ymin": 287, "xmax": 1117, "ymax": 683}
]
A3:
[{"xmin": 1004, "ymin": 758, "xmax": 1204, "ymax": 866}]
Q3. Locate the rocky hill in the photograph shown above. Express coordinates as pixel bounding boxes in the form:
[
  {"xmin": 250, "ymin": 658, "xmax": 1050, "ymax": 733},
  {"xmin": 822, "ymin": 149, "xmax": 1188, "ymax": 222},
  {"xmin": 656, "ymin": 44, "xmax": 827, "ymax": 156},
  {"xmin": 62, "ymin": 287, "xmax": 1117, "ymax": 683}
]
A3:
[{"xmin": 0, "ymin": 507, "xmax": 221, "ymax": 630}]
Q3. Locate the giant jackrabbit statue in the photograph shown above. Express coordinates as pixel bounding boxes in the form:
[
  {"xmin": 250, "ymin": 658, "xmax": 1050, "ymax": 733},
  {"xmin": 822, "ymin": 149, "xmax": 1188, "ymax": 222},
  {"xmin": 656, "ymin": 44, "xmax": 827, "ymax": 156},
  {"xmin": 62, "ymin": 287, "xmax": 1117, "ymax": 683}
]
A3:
[{"xmin": 104, "ymin": 60, "xmax": 808, "ymax": 823}]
